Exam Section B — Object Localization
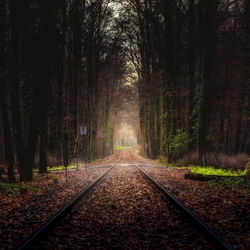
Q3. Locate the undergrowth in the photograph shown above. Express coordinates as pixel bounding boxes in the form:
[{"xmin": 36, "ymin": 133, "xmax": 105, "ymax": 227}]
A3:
[
  {"xmin": 33, "ymin": 165, "xmax": 77, "ymax": 173},
  {"xmin": 154, "ymin": 156, "xmax": 176, "ymax": 167},
  {"xmin": 209, "ymin": 177, "xmax": 250, "ymax": 193},
  {"xmin": 155, "ymin": 156, "xmax": 168, "ymax": 166},
  {"xmin": 0, "ymin": 182, "xmax": 37, "ymax": 194},
  {"xmin": 154, "ymin": 153, "xmax": 249, "ymax": 176},
  {"xmin": 113, "ymin": 146, "xmax": 134, "ymax": 150},
  {"xmin": 188, "ymin": 166, "xmax": 247, "ymax": 176},
  {"xmin": 180, "ymin": 152, "xmax": 248, "ymax": 170},
  {"xmin": 154, "ymin": 156, "xmax": 249, "ymax": 193}
]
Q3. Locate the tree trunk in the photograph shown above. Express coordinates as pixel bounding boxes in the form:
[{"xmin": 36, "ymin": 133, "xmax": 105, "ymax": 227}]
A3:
[
  {"xmin": 197, "ymin": 0, "xmax": 218, "ymax": 165},
  {"xmin": 24, "ymin": 0, "xmax": 55, "ymax": 180},
  {"xmin": 39, "ymin": 117, "xmax": 48, "ymax": 174},
  {"xmin": 188, "ymin": 0, "xmax": 196, "ymax": 150},
  {"xmin": 0, "ymin": 95, "xmax": 16, "ymax": 182},
  {"xmin": 0, "ymin": 0, "xmax": 15, "ymax": 182},
  {"xmin": 9, "ymin": 0, "xmax": 27, "ymax": 181}
]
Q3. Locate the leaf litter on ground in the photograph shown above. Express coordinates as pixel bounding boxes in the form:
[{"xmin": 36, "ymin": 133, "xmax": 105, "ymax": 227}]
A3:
[{"xmin": 0, "ymin": 151, "xmax": 249, "ymax": 249}]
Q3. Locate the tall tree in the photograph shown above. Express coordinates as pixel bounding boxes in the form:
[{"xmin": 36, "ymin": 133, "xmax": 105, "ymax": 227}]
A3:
[
  {"xmin": 196, "ymin": 0, "xmax": 218, "ymax": 165},
  {"xmin": 0, "ymin": 0, "xmax": 15, "ymax": 182}
]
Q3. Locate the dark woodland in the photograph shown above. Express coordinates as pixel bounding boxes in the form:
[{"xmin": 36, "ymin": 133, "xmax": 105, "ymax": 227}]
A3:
[
  {"xmin": 0, "ymin": 0, "xmax": 250, "ymax": 249},
  {"xmin": 1, "ymin": 0, "xmax": 249, "ymax": 182}
]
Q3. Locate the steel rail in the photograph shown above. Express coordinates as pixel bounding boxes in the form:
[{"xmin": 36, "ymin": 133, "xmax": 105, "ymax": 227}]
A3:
[
  {"xmin": 15, "ymin": 153, "xmax": 123, "ymax": 250},
  {"xmin": 128, "ymin": 151, "xmax": 234, "ymax": 250}
]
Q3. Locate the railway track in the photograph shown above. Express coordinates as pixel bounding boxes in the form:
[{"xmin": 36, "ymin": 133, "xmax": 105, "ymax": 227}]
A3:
[
  {"xmin": 128, "ymin": 151, "xmax": 234, "ymax": 250},
  {"xmin": 15, "ymin": 152, "xmax": 124, "ymax": 250},
  {"xmin": 15, "ymin": 150, "xmax": 234, "ymax": 249}
]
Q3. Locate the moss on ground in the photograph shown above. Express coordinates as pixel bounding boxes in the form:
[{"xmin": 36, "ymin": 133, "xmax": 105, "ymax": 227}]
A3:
[
  {"xmin": 188, "ymin": 166, "xmax": 247, "ymax": 176},
  {"xmin": 208, "ymin": 177, "xmax": 250, "ymax": 193},
  {"xmin": 33, "ymin": 165, "xmax": 77, "ymax": 173},
  {"xmin": 0, "ymin": 182, "xmax": 37, "ymax": 194}
]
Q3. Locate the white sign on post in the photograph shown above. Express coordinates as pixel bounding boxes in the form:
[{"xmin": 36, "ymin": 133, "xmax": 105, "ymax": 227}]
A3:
[{"xmin": 80, "ymin": 125, "xmax": 87, "ymax": 136}]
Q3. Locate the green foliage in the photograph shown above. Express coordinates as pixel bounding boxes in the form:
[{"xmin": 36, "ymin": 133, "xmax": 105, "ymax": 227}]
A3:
[
  {"xmin": 0, "ymin": 183, "xmax": 19, "ymax": 193},
  {"xmin": 188, "ymin": 166, "xmax": 247, "ymax": 176},
  {"xmin": 209, "ymin": 177, "xmax": 250, "ymax": 193},
  {"xmin": 113, "ymin": 146, "xmax": 133, "ymax": 151},
  {"xmin": 0, "ymin": 182, "xmax": 37, "ymax": 194},
  {"xmin": 47, "ymin": 165, "xmax": 76, "ymax": 171},
  {"xmin": 33, "ymin": 165, "xmax": 77, "ymax": 173},
  {"xmin": 169, "ymin": 129, "xmax": 189, "ymax": 162}
]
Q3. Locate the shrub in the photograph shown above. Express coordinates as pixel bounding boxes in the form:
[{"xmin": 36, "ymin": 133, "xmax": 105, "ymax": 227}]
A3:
[
  {"xmin": 169, "ymin": 129, "xmax": 189, "ymax": 162},
  {"xmin": 34, "ymin": 153, "xmax": 63, "ymax": 170},
  {"xmin": 209, "ymin": 177, "xmax": 250, "ymax": 193},
  {"xmin": 180, "ymin": 151, "xmax": 200, "ymax": 166},
  {"xmin": 180, "ymin": 152, "xmax": 249, "ymax": 170}
]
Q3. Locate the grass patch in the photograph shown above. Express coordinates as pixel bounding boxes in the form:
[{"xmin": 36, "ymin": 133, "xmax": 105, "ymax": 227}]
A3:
[
  {"xmin": 0, "ymin": 183, "xmax": 19, "ymax": 193},
  {"xmin": 209, "ymin": 177, "xmax": 250, "ymax": 193},
  {"xmin": 0, "ymin": 182, "xmax": 37, "ymax": 194},
  {"xmin": 33, "ymin": 165, "xmax": 77, "ymax": 173},
  {"xmin": 188, "ymin": 166, "xmax": 247, "ymax": 176},
  {"xmin": 48, "ymin": 165, "xmax": 76, "ymax": 171},
  {"xmin": 113, "ymin": 146, "xmax": 134, "ymax": 150}
]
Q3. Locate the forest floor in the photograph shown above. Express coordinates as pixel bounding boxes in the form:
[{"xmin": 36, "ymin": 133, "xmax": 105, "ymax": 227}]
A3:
[{"xmin": 0, "ymin": 150, "xmax": 249, "ymax": 249}]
